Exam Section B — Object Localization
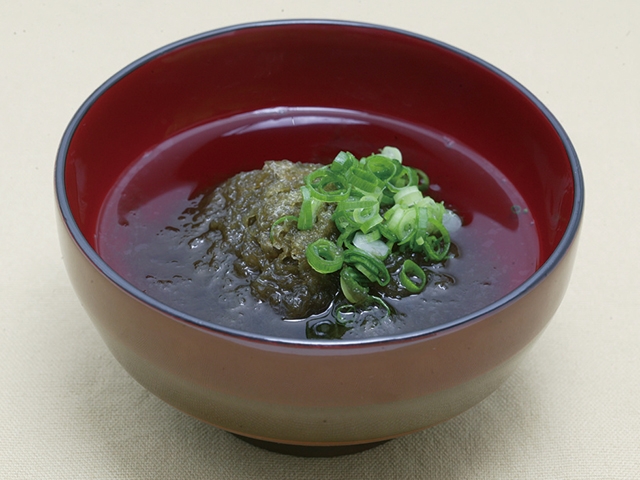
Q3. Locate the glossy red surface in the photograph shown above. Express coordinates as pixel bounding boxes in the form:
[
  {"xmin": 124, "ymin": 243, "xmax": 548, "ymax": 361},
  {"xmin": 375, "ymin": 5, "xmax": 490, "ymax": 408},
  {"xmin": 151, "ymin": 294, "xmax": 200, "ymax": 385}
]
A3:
[
  {"xmin": 64, "ymin": 23, "xmax": 574, "ymax": 261},
  {"xmin": 56, "ymin": 21, "xmax": 583, "ymax": 450}
]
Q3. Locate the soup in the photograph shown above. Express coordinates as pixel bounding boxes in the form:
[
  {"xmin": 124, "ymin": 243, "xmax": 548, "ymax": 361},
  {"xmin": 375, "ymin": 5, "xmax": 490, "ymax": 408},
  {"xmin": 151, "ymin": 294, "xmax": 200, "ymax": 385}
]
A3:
[{"xmin": 97, "ymin": 108, "xmax": 540, "ymax": 340}]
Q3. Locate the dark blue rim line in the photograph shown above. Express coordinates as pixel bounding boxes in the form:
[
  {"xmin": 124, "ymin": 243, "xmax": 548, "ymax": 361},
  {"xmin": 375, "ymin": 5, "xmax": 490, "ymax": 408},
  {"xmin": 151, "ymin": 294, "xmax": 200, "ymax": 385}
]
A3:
[{"xmin": 55, "ymin": 19, "xmax": 585, "ymax": 347}]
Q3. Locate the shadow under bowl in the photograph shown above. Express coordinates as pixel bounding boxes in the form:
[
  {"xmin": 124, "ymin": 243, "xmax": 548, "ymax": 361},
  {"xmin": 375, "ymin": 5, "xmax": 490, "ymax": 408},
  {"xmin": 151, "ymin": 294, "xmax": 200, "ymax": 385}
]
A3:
[{"xmin": 55, "ymin": 20, "xmax": 583, "ymax": 454}]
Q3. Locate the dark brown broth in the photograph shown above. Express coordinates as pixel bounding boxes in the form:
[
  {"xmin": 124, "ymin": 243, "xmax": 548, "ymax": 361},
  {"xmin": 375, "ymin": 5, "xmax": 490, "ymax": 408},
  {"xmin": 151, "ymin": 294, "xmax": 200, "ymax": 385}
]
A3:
[{"xmin": 97, "ymin": 109, "xmax": 540, "ymax": 340}]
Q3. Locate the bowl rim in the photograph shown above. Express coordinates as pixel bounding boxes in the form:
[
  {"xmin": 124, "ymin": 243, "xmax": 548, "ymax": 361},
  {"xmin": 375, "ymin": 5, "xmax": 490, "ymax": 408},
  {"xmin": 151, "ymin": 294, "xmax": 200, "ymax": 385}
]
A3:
[{"xmin": 55, "ymin": 19, "xmax": 585, "ymax": 347}]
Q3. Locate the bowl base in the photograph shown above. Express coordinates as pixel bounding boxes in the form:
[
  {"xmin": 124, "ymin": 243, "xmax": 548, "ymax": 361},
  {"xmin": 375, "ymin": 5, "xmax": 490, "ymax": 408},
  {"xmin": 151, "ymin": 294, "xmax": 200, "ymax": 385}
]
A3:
[{"xmin": 232, "ymin": 433, "xmax": 390, "ymax": 457}]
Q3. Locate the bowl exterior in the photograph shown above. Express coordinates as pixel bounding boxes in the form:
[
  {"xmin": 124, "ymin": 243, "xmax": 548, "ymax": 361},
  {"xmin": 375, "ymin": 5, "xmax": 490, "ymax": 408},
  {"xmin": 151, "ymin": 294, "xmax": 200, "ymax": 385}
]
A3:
[
  {"xmin": 56, "ymin": 20, "xmax": 584, "ymax": 447},
  {"xmin": 58, "ymin": 207, "xmax": 579, "ymax": 445}
]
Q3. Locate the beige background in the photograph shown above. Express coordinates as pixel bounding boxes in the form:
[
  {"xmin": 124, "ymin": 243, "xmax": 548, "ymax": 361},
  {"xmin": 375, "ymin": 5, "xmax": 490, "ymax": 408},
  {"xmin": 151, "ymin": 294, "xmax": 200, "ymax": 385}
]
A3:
[{"xmin": 2, "ymin": 1, "xmax": 639, "ymax": 478}]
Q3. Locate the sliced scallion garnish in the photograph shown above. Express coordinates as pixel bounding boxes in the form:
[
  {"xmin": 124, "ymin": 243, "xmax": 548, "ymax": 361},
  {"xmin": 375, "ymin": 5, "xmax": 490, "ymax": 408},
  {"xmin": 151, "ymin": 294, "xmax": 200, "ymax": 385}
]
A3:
[
  {"xmin": 340, "ymin": 266, "xmax": 371, "ymax": 304},
  {"xmin": 271, "ymin": 146, "xmax": 460, "ymax": 322},
  {"xmin": 304, "ymin": 167, "xmax": 351, "ymax": 202},
  {"xmin": 399, "ymin": 259, "xmax": 428, "ymax": 293},
  {"xmin": 343, "ymin": 248, "xmax": 390, "ymax": 287},
  {"xmin": 306, "ymin": 238, "xmax": 344, "ymax": 274},
  {"xmin": 297, "ymin": 186, "xmax": 321, "ymax": 230}
]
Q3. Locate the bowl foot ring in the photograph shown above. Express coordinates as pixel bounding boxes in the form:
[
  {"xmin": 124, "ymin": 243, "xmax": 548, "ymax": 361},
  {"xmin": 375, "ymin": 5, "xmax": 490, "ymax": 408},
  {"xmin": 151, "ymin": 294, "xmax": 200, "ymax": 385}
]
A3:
[{"xmin": 232, "ymin": 434, "xmax": 390, "ymax": 457}]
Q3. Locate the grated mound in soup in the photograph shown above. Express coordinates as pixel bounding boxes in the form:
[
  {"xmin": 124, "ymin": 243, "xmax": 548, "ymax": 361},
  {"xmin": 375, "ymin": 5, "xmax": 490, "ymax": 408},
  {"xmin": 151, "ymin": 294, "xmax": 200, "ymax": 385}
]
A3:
[{"xmin": 201, "ymin": 160, "xmax": 339, "ymax": 319}]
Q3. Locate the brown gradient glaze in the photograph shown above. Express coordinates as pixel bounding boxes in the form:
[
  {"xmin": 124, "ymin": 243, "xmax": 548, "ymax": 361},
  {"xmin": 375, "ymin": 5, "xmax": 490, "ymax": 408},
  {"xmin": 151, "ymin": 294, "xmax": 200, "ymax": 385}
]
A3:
[{"xmin": 58, "ymin": 213, "xmax": 579, "ymax": 444}]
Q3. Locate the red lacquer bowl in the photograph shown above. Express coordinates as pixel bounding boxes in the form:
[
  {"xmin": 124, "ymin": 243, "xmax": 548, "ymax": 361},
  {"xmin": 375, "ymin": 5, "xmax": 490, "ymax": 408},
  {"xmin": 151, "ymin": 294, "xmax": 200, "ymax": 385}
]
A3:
[{"xmin": 55, "ymin": 20, "xmax": 583, "ymax": 455}]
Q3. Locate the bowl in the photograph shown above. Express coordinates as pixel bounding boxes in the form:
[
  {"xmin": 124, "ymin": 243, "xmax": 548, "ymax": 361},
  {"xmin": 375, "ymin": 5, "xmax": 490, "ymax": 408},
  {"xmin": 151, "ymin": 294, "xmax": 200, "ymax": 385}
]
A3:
[{"xmin": 55, "ymin": 20, "xmax": 583, "ymax": 455}]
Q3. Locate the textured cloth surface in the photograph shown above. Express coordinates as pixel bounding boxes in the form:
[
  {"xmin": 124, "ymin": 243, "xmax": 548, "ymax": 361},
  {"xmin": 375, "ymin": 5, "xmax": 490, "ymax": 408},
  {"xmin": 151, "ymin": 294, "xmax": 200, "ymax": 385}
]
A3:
[{"xmin": 2, "ymin": 1, "xmax": 639, "ymax": 478}]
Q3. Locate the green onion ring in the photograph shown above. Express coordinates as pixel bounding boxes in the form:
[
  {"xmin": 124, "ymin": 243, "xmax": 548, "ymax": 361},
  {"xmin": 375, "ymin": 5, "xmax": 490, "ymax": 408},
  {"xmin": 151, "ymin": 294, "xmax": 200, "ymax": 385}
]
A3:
[
  {"xmin": 340, "ymin": 266, "xmax": 370, "ymax": 304},
  {"xmin": 396, "ymin": 208, "xmax": 418, "ymax": 244},
  {"xmin": 329, "ymin": 151, "xmax": 357, "ymax": 174},
  {"xmin": 268, "ymin": 147, "xmax": 458, "ymax": 311},
  {"xmin": 297, "ymin": 186, "xmax": 320, "ymax": 231},
  {"xmin": 359, "ymin": 213, "xmax": 383, "ymax": 233},
  {"xmin": 305, "ymin": 167, "xmax": 351, "ymax": 202},
  {"xmin": 394, "ymin": 185, "xmax": 423, "ymax": 207},
  {"xmin": 306, "ymin": 239, "xmax": 344, "ymax": 274},
  {"xmin": 366, "ymin": 155, "xmax": 398, "ymax": 183},
  {"xmin": 422, "ymin": 219, "xmax": 451, "ymax": 261},
  {"xmin": 344, "ymin": 249, "xmax": 390, "ymax": 286},
  {"xmin": 399, "ymin": 259, "xmax": 428, "ymax": 293},
  {"xmin": 415, "ymin": 168, "xmax": 430, "ymax": 191}
]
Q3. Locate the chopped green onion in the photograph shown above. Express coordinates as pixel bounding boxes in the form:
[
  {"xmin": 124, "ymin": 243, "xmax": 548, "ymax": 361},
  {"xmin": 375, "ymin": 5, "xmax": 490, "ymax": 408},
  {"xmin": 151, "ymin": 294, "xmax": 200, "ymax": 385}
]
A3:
[
  {"xmin": 387, "ymin": 165, "xmax": 418, "ymax": 192},
  {"xmin": 271, "ymin": 146, "xmax": 457, "ymax": 317},
  {"xmin": 380, "ymin": 146, "xmax": 402, "ymax": 162},
  {"xmin": 422, "ymin": 218, "xmax": 451, "ymax": 262},
  {"xmin": 343, "ymin": 249, "xmax": 390, "ymax": 286},
  {"xmin": 305, "ymin": 167, "xmax": 351, "ymax": 202},
  {"xmin": 306, "ymin": 239, "xmax": 344, "ymax": 274},
  {"xmin": 378, "ymin": 223, "xmax": 399, "ymax": 243},
  {"xmin": 415, "ymin": 168, "xmax": 430, "ymax": 191},
  {"xmin": 336, "ymin": 196, "xmax": 379, "ymax": 212},
  {"xmin": 384, "ymin": 204, "xmax": 405, "ymax": 228},
  {"xmin": 330, "ymin": 151, "xmax": 357, "ymax": 174},
  {"xmin": 415, "ymin": 204, "xmax": 430, "ymax": 231},
  {"xmin": 353, "ymin": 205, "xmax": 378, "ymax": 224},
  {"xmin": 297, "ymin": 186, "xmax": 321, "ymax": 230},
  {"xmin": 340, "ymin": 266, "xmax": 370, "ymax": 304},
  {"xmin": 399, "ymin": 260, "xmax": 428, "ymax": 293},
  {"xmin": 359, "ymin": 213, "xmax": 384, "ymax": 233},
  {"xmin": 336, "ymin": 227, "xmax": 357, "ymax": 249},
  {"xmin": 352, "ymin": 231, "xmax": 390, "ymax": 259},
  {"xmin": 366, "ymin": 155, "xmax": 399, "ymax": 183},
  {"xmin": 332, "ymin": 210, "xmax": 356, "ymax": 232},
  {"xmin": 396, "ymin": 208, "xmax": 418, "ymax": 245},
  {"xmin": 394, "ymin": 185, "xmax": 423, "ymax": 207},
  {"xmin": 349, "ymin": 172, "xmax": 383, "ymax": 197}
]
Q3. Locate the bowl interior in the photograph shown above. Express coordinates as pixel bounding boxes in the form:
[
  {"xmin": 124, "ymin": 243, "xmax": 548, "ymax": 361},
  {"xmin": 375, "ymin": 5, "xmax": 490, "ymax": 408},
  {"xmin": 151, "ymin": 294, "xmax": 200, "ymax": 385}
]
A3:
[{"xmin": 60, "ymin": 22, "xmax": 578, "ymax": 336}]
